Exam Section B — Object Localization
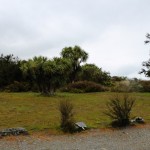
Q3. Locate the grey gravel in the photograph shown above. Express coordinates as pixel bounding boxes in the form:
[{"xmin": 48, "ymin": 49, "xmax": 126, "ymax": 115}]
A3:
[{"xmin": 0, "ymin": 125, "xmax": 150, "ymax": 150}]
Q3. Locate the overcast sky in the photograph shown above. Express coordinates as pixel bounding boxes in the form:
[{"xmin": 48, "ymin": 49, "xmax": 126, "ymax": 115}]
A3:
[{"xmin": 0, "ymin": 0, "xmax": 150, "ymax": 79}]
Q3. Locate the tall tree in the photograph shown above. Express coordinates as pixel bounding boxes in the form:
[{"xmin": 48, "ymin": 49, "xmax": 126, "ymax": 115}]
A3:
[
  {"xmin": 61, "ymin": 45, "xmax": 88, "ymax": 82},
  {"xmin": 21, "ymin": 56, "xmax": 71, "ymax": 95},
  {"xmin": 79, "ymin": 63, "xmax": 111, "ymax": 85},
  {"xmin": 0, "ymin": 54, "xmax": 22, "ymax": 89}
]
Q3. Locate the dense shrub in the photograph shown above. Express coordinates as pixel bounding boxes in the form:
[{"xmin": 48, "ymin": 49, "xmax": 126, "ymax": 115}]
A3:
[
  {"xmin": 59, "ymin": 100, "xmax": 75, "ymax": 133},
  {"xmin": 5, "ymin": 81, "xmax": 30, "ymax": 92},
  {"xmin": 105, "ymin": 94, "xmax": 135, "ymax": 127},
  {"xmin": 61, "ymin": 81, "xmax": 106, "ymax": 93},
  {"xmin": 140, "ymin": 80, "xmax": 150, "ymax": 92}
]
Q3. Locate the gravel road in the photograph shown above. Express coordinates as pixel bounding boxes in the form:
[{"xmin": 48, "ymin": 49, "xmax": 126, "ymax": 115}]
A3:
[{"xmin": 0, "ymin": 125, "xmax": 149, "ymax": 150}]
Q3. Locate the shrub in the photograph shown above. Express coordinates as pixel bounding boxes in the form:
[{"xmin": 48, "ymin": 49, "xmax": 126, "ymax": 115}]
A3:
[
  {"xmin": 61, "ymin": 81, "xmax": 106, "ymax": 93},
  {"xmin": 111, "ymin": 80, "xmax": 130, "ymax": 92},
  {"xmin": 105, "ymin": 94, "xmax": 135, "ymax": 127},
  {"xmin": 59, "ymin": 100, "xmax": 75, "ymax": 133},
  {"xmin": 140, "ymin": 80, "xmax": 150, "ymax": 92},
  {"xmin": 5, "ymin": 81, "xmax": 30, "ymax": 92}
]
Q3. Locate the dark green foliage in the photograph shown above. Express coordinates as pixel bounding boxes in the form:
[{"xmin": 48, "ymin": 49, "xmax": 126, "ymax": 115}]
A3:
[
  {"xmin": 0, "ymin": 54, "xmax": 22, "ymax": 89},
  {"xmin": 140, "ymin": 59, "xmax": 150, "ymax": 77},
  {"xmin": 21, "ymin": 56, "xmax": 71, "ymax": 95},
  {"xmin": 111, "ymin": 76, "xmax": 127, "ymax": 82},
  {"xmin": 105, "ymin": 94, "xmax": 135, "ymax": 127},
  {"xmin": 59, "ymin": 100, "xmax": 75, "ymax": 133},
  {"xmin": 61, "ymin": 45, "xmax": 88, "ymax": 82},
  {"xmin": 62, "ymin": 81, "xmax": 106, "ymax": 93},
  {"xmin": 79, "ymin": 64, "xmax": 111, "ymax": 86}
]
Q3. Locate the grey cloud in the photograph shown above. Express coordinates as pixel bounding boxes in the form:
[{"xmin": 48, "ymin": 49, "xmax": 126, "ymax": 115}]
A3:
[{"xmin": 0, "ymin": 0, "xmax": 150, "ymax": 78}]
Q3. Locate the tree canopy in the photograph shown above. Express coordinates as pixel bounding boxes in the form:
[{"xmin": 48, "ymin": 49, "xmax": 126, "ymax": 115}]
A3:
[
  {"xmin": 79, "ymin": 63, "xmax": 111, "ymax": 85},
  {"xmin": 21, "ymin": 56, "xmax": 71, "ymax": 95},
  {"xmin": 61, "ymin": 45, "xmax": 88, "ymax": 82},
  {"xmin": 0, "ymin": 54, "xmax": 22, "ymax": 89},
  {"xmin": 0, "ymin": 45, "xmax": 113, "ymax": 94}
]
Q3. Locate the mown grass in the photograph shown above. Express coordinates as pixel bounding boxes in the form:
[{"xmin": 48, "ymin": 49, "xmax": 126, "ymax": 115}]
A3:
[{"xmin": 0, "ymin": 92, "xmax": 149, "ymax": 133}]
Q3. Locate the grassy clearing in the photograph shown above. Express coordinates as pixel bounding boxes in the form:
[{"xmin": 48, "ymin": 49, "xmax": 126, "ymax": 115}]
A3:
[{"xmin": 0, "ymin": 92, "xmax": 149, "ymax": 133}]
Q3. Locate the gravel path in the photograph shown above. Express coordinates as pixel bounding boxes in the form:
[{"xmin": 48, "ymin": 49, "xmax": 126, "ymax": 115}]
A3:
[{"xmin": 0, "ymin": 125, "xmax": 150, "ymax": 150}]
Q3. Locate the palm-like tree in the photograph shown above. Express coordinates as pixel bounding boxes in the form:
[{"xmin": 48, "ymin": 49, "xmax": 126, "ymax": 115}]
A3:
[{"xmin": 61, "ymin": 45, "xmax": 88, "ymax": 82}]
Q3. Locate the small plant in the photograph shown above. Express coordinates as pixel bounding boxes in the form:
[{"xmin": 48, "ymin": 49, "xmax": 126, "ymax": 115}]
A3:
[
  {"xmin": 59, "ymin": 100, "xmax": 75, "ymax": 133},
  {"xmin": 105, "ymin": 94, "xmax": 135, "ymax": 127}
]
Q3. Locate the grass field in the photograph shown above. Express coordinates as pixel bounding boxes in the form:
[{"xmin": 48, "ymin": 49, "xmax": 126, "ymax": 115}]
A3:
[{"xmin": 0, "ymin": 92, "xmax": 150, "ymax": 133}]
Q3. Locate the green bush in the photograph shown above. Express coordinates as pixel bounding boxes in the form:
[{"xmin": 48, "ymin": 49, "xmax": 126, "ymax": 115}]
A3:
[
  {"xmin": 61, "ymin": 81, "xmax": 106, "ymax": 93},
  {"xmin": 105, "ymin": 94, "xmax": 135, "ymax": 127},
  {"xmin": 59, "ymin": 100, "xmax": 75, "ymax": 133}
]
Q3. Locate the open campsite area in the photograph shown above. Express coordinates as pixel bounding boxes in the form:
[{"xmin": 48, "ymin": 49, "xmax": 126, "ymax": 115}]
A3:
[{"xmin": 0, "ymin": 92, "xmax": 149, "ymax": 134}]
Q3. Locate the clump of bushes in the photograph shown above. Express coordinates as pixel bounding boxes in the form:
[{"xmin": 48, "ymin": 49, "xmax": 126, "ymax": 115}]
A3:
[
  {"xmin": 105, "ymin": 94, "xmax": 135, "ymax": 127},
  {"xmin": 61, "ymin": 81, "xmax": 106, "ymax": 93},
  {"xmin": 59, "ymin": 100, "xmax": 75, "ymax": 133}
]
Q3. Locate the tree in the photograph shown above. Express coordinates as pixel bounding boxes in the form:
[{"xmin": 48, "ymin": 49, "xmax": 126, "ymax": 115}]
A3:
[
  {"xmin": 61, "ymin": 45, "xmax": 88, "ymax": 83},
  {"xmin": 140, "ymin": 33, "xmax": 150, "ymax": 77},
  {"xmin": 140, "ymin": 60, "xmax": 150, "ymax": 77},
  {"xmin": 0, "ymin": 54, "xmax": 22, "ymax": 89},
  {"xmin": 21, "ymin": 56, "xmax": 71, "ymax": 95},
  {"xmin": 79, "ymin": 63, "xmax": 111, "ymax": 85}
]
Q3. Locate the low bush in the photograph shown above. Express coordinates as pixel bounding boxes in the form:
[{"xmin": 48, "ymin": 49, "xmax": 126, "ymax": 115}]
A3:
[
  {"xmin": 59, "ymin": 100, "xmax": 75, "ymax": 133},
  {"xmin": 61, "ymin": 81, "xmax": 106, "ymax": 93},
  {"xmin": 105, "ymin": 94, "xmax": 135, "ymax": 127},
  {"xmin": 5, "ymin": 81, "xmax": 30, "ymax": 92}
]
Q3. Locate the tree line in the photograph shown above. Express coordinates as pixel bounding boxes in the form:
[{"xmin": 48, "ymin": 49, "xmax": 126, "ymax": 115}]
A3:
[
  {"xmin": 0, "ymin": 46, "xmax": 111, "ymax": 95},
  {"xmin": 1, "ymin": 41, "xmax": 150, "ymax": 95}
]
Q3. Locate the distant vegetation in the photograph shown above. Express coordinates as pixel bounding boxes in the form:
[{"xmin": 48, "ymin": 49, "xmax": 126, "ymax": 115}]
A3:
[{"xmin": 0, "ymin": 44, "xmax": 150, "ymax": 95}]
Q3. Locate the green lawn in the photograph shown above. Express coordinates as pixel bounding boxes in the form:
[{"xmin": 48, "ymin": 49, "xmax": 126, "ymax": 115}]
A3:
[{"xmin": 0, "ymin": 92, "xmax": 149, "ymax": 133}]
